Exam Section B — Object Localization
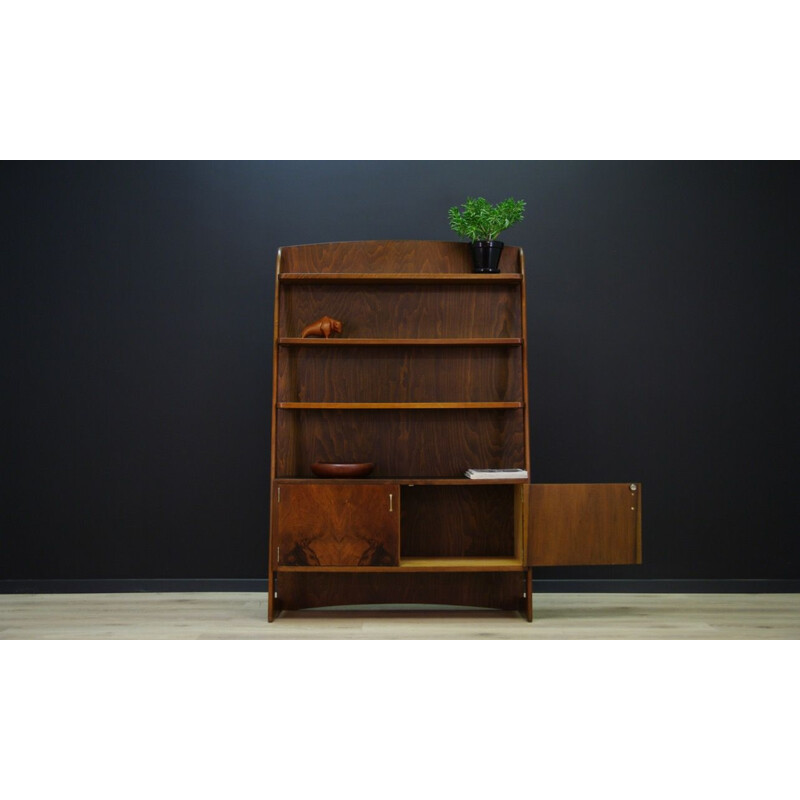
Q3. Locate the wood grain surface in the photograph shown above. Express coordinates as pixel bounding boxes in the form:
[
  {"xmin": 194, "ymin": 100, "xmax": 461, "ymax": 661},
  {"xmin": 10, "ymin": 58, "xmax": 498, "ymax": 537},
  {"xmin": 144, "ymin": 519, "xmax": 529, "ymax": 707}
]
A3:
[
  {"xmin": 279, "ymin": 345, "xmax": 522, "ymax": 404},
  {"xmin": 275, "ymin": 408, "xmax": 526, "ymax": 478},
  {"xmin": 528, "ymin": 483, "xmax": 642, "ymax": 566},
  {"xmin": 279, "ymin": 283, "xmax": 521, "ymax": 340},
  {"xmin": 275, "ymin": 571, "xmax": 526, "ymax": 612},
  {"xmin": 278, "ymin": 240, "xmax": 521, "ymax": 274},
  {"xmin": 276, "ymin": 484, "xmax": 399, "ymax": 567},
  {"xmin": 278, "ymin": 338, "xmax": 523, "ymax": 345},
  {"xmin": 278, "ymin": 274, "xmax": 522, "ymax": 284}
]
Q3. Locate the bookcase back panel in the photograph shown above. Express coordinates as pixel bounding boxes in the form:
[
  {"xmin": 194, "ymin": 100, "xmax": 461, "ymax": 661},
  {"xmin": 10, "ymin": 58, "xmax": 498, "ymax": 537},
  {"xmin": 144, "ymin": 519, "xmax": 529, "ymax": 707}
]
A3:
[
  {"xmin": 279, "ymin": 284, "xmax": 521, "ymax": 340},
  {"xmin": 278, "ymin": 346, "xmax": 523, "ymax": 404},
  {"xmin": 275, "ymin": 409, "xmax": 526, "ymax": 478},
  {"xmin": 400, "ymin": 485, "xmax": 516, "ymax": 558},
  {"xmin": 279, "ymin": 240, "xmax": 521, "ymax": 274}
]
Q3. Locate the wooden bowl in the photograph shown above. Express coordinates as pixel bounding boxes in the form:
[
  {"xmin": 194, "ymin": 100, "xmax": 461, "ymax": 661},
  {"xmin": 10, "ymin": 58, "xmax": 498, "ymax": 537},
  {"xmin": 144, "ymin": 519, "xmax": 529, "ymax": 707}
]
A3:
[{"xmin": 310, "ymin": 462, "xmax": 375, "ymax": 478}]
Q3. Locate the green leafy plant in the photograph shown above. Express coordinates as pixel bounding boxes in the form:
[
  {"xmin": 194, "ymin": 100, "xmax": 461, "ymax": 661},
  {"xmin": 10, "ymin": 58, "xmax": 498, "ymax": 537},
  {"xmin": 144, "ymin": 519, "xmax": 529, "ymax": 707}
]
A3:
[{"xmin": 448, "ymin": 196, "xmax": 526, "ymax": 242}]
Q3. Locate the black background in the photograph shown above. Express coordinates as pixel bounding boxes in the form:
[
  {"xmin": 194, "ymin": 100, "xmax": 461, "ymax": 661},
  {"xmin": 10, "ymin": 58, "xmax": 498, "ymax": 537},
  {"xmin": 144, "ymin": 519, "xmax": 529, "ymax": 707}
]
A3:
[{"xmin": 3, "ymin": 161, "xmax": 798, "ymax": 587}]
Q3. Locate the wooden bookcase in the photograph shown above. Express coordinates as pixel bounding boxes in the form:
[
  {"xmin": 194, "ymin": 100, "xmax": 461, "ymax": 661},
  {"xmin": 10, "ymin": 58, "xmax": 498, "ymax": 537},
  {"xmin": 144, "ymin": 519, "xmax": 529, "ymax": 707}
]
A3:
[{"xmin": 268, "ymin": 241, "xmax": 641, "ymax": 621}]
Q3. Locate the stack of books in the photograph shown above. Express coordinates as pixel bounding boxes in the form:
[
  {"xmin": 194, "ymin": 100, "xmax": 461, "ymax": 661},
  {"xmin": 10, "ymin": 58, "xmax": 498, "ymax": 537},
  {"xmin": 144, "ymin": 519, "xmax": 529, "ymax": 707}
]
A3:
[{"xmin": 464, "ymin": 468, "xmax": 529, "ymax": 480}]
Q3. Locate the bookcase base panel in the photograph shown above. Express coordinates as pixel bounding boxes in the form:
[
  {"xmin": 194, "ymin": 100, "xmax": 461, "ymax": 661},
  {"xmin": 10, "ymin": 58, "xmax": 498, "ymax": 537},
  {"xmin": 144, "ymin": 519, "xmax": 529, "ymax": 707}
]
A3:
[{"xmin": 272, "ymin": 571, "xmax": 530, "ymax": 618}]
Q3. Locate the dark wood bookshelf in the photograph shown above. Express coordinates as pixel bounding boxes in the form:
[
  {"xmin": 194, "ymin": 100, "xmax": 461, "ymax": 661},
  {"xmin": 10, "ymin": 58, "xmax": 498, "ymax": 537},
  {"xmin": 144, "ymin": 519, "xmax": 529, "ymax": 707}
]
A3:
[{"xmin": 268, "ymin": 241, "xmax": 642, "ymax": 622}]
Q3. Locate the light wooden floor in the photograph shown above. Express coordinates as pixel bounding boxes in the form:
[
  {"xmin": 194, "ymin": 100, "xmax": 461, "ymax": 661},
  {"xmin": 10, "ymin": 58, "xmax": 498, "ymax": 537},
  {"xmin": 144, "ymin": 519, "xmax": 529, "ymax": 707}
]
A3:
[{"xmin": 1, "ymin": 592, "xmax": 799, "ymax": 638}]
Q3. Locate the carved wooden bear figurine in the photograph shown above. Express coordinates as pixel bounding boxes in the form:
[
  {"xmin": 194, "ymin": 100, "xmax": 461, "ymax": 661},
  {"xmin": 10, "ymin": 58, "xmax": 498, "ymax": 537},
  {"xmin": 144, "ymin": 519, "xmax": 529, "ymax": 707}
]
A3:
[{"xmin": 301, "ymin": 316, "xmax": 343, "ymax": 338}]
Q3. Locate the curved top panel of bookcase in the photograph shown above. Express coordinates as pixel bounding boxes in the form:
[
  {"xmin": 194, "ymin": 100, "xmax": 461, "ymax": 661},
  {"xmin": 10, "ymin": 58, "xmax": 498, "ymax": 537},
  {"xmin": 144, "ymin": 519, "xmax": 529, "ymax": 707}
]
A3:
[{"xmin": 277, "ymin": 240, "xmax": 523, "ymax": 275}]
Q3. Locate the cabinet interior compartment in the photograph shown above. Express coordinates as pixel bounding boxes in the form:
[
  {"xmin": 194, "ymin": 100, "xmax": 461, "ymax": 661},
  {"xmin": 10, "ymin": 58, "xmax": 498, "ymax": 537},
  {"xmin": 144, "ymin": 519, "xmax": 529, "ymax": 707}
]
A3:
[{"xmin": 400, "ymin": 485, "xmax": 517, "ymax": 558}]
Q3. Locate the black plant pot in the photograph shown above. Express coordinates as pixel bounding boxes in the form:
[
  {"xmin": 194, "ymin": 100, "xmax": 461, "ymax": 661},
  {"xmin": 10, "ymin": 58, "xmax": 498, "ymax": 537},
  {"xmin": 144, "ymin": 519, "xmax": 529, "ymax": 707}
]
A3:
[{"xmin": 471, "ymin": 240, "xmax": 504, "ymax": 273}]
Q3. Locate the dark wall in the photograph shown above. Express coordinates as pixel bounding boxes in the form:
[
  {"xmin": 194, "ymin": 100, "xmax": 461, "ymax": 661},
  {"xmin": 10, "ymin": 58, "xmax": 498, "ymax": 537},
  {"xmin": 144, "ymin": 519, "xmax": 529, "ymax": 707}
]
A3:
[{"xmin": 3, "ymin": 161, "xmax": 798, "ymax": 585}]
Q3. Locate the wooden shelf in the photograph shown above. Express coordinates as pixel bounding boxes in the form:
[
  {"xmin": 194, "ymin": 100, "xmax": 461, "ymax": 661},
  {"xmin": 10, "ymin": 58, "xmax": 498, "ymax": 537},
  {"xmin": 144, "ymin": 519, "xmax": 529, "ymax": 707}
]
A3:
[
  {"xmin": 279, "ymin": 272, "xmax": 522, "ymax": 284},
  {"xmin": 399, "ymin": 557, "xmax": 524, "ymax": 571},
  {"xmin": 279, "ymin": 337, "xmax": 522, "ymax": 347},
  {"xmin": 277, "ymin": 402, "xmax": 523, "ymax": 410},
  {"xmin": 274, "ymin": 477, "xmax": 529, "ymax": 485},
  {"xmin": 276, "ymin": 558, "xmax": 524, "ymax": 573}
]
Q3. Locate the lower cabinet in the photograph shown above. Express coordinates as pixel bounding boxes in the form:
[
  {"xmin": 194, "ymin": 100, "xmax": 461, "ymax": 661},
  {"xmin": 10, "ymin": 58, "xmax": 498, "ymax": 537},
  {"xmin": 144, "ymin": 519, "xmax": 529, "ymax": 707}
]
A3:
[{"xmin": 270, "ymin": 481, "xmax": 642, "ymax": 621}]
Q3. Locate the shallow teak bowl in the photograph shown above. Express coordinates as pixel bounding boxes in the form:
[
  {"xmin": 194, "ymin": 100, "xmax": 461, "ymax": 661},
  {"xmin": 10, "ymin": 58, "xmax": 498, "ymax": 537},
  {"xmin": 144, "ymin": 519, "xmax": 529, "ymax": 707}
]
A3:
[{"xmin": 310, "ymin": 462, "xmax": 375, "ymax": 478}]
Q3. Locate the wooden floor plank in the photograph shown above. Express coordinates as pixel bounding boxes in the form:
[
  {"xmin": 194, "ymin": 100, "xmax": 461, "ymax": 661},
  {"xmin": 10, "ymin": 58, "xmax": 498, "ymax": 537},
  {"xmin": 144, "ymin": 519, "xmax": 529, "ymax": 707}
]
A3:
[{"xmin": 1, "ymin": 592, "xmax": 799, "ymax": 639}]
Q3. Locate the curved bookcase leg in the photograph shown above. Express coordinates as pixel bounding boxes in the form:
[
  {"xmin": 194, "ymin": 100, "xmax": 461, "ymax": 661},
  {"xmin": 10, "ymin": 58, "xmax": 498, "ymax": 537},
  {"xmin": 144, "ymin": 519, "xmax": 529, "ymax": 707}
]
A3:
[
  {"xmin": 268, "ymin": 570, "xmax": 278, "ymax": 622},
  {"xmin": 523, "ymin": 568, "xmax": 533, "ymax": 622}
]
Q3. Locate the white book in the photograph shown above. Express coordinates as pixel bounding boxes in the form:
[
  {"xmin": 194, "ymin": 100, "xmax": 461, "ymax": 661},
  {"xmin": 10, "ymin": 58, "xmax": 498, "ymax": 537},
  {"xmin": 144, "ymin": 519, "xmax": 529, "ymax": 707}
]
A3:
[{"xmin": 465, "ymin": 468, "xmax": 528, "ymax": 480}]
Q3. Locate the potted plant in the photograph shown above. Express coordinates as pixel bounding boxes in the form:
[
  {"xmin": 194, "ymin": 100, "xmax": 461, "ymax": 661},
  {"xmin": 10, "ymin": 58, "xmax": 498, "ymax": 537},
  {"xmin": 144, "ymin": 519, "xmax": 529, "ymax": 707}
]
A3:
[{"xmin": 448, "ymin": 196, "xmax": 526, "ymax": 273}]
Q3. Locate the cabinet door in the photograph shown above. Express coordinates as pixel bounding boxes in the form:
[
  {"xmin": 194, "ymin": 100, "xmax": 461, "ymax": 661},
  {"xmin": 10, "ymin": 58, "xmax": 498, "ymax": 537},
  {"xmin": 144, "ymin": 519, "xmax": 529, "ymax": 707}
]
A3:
[
  {"xmin": 527, "ymin": 483, "xmax": 641, "ymax": 566},
  {"xmin": 276, "ymin": 484, "xmax": 399, "ymax": 567}
]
